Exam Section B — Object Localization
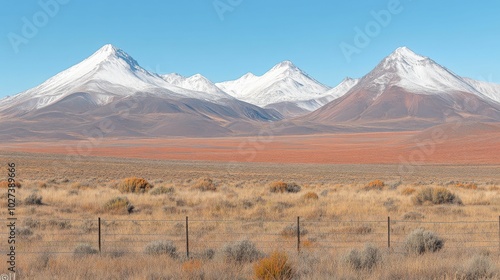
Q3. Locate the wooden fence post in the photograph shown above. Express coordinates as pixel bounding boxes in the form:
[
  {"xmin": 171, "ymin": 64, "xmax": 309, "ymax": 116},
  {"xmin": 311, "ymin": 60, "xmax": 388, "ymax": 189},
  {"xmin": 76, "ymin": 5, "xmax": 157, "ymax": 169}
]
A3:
[
  {"xmin": 387, "ymin": 216, "xmax": 391, "ymax": 250},
  {"xmin": 186, "ymin": 216, "xmax": 190, "ymax": 259},
  {"xmin": 98, "ymin": 217, "xmax": 101, "ymax": 254},
  {"xmin": 297, "ymin": 216, "xmax": 301, "ymax": 253}
]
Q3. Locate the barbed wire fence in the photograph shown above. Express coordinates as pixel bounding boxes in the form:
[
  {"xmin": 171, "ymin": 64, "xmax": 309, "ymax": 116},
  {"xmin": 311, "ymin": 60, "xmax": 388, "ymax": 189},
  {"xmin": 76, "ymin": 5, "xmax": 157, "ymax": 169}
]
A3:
[{"xmin": 1, "ymin": 217, "xmax": 499, "ymax": 256}]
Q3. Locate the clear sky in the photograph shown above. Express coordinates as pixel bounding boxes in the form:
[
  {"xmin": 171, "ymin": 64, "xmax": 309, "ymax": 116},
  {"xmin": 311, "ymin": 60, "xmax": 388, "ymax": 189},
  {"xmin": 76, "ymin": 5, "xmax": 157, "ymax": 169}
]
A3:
[{"xmin": 1, "ymin": 0, "xmax": 499, "ymax": 98}]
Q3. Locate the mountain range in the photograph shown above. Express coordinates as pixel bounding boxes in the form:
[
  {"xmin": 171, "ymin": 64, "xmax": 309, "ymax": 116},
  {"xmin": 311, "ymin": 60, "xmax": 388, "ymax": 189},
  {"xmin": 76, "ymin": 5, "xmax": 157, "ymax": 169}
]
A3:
[{"xmin": 1, "ymin": 44, "xmax": 499, "ymax": 140}]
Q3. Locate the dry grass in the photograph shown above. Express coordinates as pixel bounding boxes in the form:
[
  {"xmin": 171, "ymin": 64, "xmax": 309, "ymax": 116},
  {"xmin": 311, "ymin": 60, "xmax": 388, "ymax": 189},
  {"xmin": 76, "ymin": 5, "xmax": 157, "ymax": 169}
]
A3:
[{"xmin": 2, "ymin": 152, "xmax": 500, "ymax": 279}]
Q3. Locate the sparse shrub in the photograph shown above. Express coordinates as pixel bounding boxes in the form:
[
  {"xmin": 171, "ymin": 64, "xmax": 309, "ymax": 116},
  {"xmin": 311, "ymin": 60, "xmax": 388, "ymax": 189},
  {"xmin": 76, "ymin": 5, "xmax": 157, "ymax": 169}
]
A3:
[
  {"xmin": 223, "ymin": 240, "xmax": 263, "ymax": 263},
  {"xmin": 401, "ymin": 187, "xmax": 416, "ymax": 195},
  {"xmin": 37, "ymin": 182, "xmax": 48, "ymax": 188},
  {"xmin": 23, "ymin": 218, "xmax": 40, "ymax": 229},
  {"xmin": 73, "ymin": 244, "xmax": 98, "ymax": 256},
  {"xmin": 48, "ymin": 220, "xmax": 72, "ymax": 230},
  {"xmin": 412, "ymin": 187, "xmax": 462, "ymax": 205},
  {"xmin": 192, "ymin": 177, "xmax": 217, "ymax": 191},
  {"xmin": 363, "ymin": 180, "xmax": 385, "ymax": 191},
  {"xmin": 281, "ymin": 224, "xmax": 308, "ymax": 237},
  {"xmin": 270, "ymin": 181, "xmax": 301, "ymax": 193},
  {"xmin": 0, "ymin": 181, "xmax": 21, "ymax": 188},
  {"xmin": 402, "ymin": 212, "xmax": 425, "ymax": 220},
  {"xmin": 403, "ymin": 229, "xmax": 444, "ymax": 255},
  {"xmin": 341, "ymin": 244, "xmax": 381, "ymax": 270},
  {"xmin": 118, "ymin": 177, "xmax": 153, "ymax": 193},
  {"xmin": 455, "ymin": 182, "xmax": 478, "ymax": 190},
  {"xmin": 254, "ymin": 251, "xmax": 294, "ymax": 280},
  {"xmin": 199, "ymin": 248, "xmax": 215, "ymax": 260},
  {"xmin": 462, "ymin": 255, "xmax": 497, "ymax": 280},
  {"xmin": 24, "ymin": 193, "xmax": 43, "ymax": 205},
  {"xmin": 103, "ymin": 197, "xmax": 134, "ymax": 214},
  {"xmin": 144, "ymin": 240, "xmax": 177, "ymax": 258},
  {"xmin": 150, "ymin": 186, "xmax": 174, "ymax": 195},
  {"xmin": 302, "ymin": 192, "xmax": 319, "ymax": 201},
  {"xmin": 16, "ymin": 227, "xmax": 33, "ymax": 237}
]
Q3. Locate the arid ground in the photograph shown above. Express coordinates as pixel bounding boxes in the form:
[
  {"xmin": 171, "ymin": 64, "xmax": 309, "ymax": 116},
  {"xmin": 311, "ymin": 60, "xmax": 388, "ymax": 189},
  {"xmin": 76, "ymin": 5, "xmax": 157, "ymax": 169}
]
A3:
[{"xmin": 0, "ymin": 146, "xmax": 499, "ymax": 279}]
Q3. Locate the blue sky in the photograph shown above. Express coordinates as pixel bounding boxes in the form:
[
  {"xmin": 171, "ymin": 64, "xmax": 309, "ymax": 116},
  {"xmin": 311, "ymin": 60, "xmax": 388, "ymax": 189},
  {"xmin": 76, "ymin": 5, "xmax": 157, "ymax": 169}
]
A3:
[{"xmin": 1, "ymin": 0, "xmax": 499, "ymax": 98}]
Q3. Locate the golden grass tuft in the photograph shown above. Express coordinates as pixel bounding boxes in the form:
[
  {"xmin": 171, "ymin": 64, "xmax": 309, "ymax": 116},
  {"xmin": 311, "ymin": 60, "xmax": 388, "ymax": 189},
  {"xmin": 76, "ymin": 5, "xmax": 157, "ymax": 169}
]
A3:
[
  {"xmin": 181, "ymin": 259, "xmax": 203, "ymax": 274},
  {"xmin": 401, "ymin": 187, "xmax": 416, "ymax": 195},
  {"xmin": 254, "ymin": 251, "xmax": 294, "ymax": 280},
  {"xmin": 118, "ymin": 177, "xmax": 153, "ymax": 193},
  {"xmin": 363, "ymin": 180, "xmax": 385, "ymax": 191},
  {"xmin": 454, "ymin": 182, "xmax": 478, "ymax": 190},
  {"xmin": 302, "ymin": 192, "xmax": 319, "ymax": 201},
  {"xmin": 192, "ymin": 177, "xmax": 217, "ymax": 191},
  {"xmin": 0, "ymin": 181, "xmax": 21, "ymax": 188}
]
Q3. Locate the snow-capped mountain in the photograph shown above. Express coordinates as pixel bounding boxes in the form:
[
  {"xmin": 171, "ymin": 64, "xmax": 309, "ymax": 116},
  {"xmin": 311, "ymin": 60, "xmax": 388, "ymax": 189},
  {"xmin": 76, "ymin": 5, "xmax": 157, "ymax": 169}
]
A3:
[
  {"xmin": 161, "ymin": 73, "xmax": 229, "ymax": 97},
  {"xmin": 0, "ymin": 44, "xmax": 232, "ymax": 115},
  {"xmin": 304, "ymin": 47, "xmax": 500, "ymax": 127},
  {"xmin": 462, "ymin": 78, "xmax": 500, "ymax": 104},
  {"xmin": 216, "ymin": 61, "xmax": 331, "ymax": 107}
]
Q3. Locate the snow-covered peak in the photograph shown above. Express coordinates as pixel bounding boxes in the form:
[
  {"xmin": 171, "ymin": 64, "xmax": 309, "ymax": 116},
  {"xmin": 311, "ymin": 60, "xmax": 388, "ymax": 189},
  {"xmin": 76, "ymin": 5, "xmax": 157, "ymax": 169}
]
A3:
[
  {"xmin": 362, "ymin": 47, "xmax": 480, "ymax": 96},
  {"xmin": 0, "ymin": 45, "xmax": 231, "ymax": 113},
  {"xmin": 161, "ymin": 73, "xmax": 230, "ymax": 96},
  {"xmin": 216, "ymin": 61, "xmax": 330, "ymax": 106}
]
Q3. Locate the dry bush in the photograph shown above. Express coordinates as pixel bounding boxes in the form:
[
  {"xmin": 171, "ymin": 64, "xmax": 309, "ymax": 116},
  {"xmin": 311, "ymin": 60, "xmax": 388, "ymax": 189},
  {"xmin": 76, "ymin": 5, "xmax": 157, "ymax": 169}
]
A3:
[
  {"xmin": 254, "ymin": 251, "xmax": 294, "ymax": 280},
  {"xmin": 24, "ymin": 193, "xmax": 43, "ymax": 205},
  {"xmin": 403, "ymin": 229, "xmax": 444, "ymax": 255},
  {"xmin": 269, "ymin": 181, "xmax": 301, "ymax": 193},
  {"xmin": 0, "ymin": 181, "xmax": 21, "ymax": 188},
  {"xmin": 192, "ymin": 177, "xmax": 217, "ymax": 191},
  {"xmin": 363, "ymin": 180, "xmax": 385, "ymax": 191},
  {"xmin": 302, "ymin": 192, "xmax": 319, "ymax": 201},
  {"xmin": 341, "ymin": 244, "xmax": 381, "ymax": 270},
  {"xmin": 454, "ymin": 182, "xmax": 478, "ymax": 190},
  {"xmin": 73, "ymin": 244, "xmax": 98, "ymax": 257},
  {"xmin": 401, "ymin": 187, "xmax": 416, "ymax": 195},
  {"xmin": 150, "ymin": 186, "xmax": 174, "ymax": 195},
  {"xmin": 144, "ymin": 240, "xmax": 177, "ymax": 258},
  {"xmin": 281, "ymin": 224, "xmax": 308, "ymax": 237},
  {"xmin": 461, "ymin": 255, "xmax": 497, "ymax": 280},
  {"xmin": 401, "ymin": 212, "xmax": 424, "ymax": 221},
  {"xmin": 412, "ymin": 187, "xmax": 462, "ymax": 205},
  {"xmin": 118, "ymin": 177, "xmax": 153, "ymax": 193},
  {"xmin": 103, "ymin": 197, "xmax": 134, "ymax": 214},
  {"xmin": 222, "ymin": 240, "xmax": 263, "ymax": 263}
]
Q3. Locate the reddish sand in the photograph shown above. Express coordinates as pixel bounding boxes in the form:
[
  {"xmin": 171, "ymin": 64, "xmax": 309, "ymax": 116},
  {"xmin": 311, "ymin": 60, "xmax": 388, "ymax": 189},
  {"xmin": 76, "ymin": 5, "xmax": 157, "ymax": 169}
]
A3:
[{"xmin": 2, "ymin": 129, "xmax": 500, "ymax": 164}]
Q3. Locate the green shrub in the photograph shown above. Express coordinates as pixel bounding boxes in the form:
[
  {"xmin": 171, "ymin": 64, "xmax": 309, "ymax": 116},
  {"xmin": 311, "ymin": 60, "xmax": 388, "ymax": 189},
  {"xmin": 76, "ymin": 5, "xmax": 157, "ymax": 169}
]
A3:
[
  {"xmin": 341, "ymin": 244, "xmax": 381, "ymax": 270},
  {"xmin": 412, "ymin": 187, "xmax": 462, "ymax": 205},
  {"xmin": 254, "ymin": 251, "xmax": 294, "ymax": 280},
  {"xmin": 104, "ymin": 197, "xmax": 134, "ymax": 214},
  {"xmin": 223, "ymin": 240, "xmax": 263, "ymax": 263},
  {"xmin": 403, "ymin": 229, "xmax": 444, "ymax": 255},
  {"xmin": 118, "ymin": 177, "xmax": 153, "ymax": 193},
  {"xmin": 144, "ymin": 240, "xmax": 177, "ymax": 258}
]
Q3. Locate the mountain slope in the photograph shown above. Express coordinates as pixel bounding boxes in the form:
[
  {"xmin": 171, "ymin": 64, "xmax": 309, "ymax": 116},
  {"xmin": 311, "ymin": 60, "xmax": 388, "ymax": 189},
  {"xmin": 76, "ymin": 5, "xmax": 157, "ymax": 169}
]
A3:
[{"xmin": 303, "ymin": 47, "xmax": 500, "ymax": 129}]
